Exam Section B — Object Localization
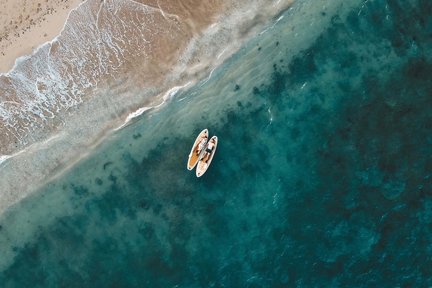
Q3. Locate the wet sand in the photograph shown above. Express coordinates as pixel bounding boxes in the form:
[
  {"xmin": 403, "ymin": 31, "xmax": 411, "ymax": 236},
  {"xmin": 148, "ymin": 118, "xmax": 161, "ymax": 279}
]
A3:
[{"xmin": 0, "ymin": 0, "xmax": 85, "ymax": 73}]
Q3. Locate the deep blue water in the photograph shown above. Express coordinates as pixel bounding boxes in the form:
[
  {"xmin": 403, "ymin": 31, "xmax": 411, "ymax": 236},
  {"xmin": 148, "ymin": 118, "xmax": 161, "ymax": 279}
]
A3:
[{"xmin": 1, "ymin": 0, "xmax": 432, "ymax": 287}]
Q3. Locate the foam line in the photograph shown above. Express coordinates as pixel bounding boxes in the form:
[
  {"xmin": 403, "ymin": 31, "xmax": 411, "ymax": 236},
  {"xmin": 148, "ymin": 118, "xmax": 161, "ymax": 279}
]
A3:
[{"xmin": 115, "ymin": 81, "xmax": 192, "ymax": 131}]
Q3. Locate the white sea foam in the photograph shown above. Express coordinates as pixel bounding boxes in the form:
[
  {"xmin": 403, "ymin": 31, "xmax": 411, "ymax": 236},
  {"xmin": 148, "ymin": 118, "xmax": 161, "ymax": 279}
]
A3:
[
  {"xmin": 114, "ymin": 80, "xmax": 192, "ymax": 130},
  {"xmin": 115, "ymin": 107, "xmax": 153, "ymax": 131},
  {"xmin": 162, "ymin": 82, "xmax": 193, "ymax": 102},
  {"xmin": 0, "ymin": 0, "xmax": 293, "ymax": 153},
  {"xmin": 0, "ymin": 0, "xmax": 189, "ymax": 149},
  {"xmin": 0, "ymin": 155, "xmax": 12, "ymax": 166}
]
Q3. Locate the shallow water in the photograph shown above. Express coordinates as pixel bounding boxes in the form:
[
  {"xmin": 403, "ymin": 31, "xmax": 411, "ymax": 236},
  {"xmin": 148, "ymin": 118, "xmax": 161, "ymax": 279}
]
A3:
[{"xmin": 1, "ymin": 0, "xmax": 432, "ymax": 286}]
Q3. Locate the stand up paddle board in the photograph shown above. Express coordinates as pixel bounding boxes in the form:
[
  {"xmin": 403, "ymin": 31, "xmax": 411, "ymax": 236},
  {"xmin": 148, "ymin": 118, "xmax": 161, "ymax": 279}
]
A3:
[
  {"xmin": 196, "ymin": 136, "xmax": 218, "ymax": 177},
  {"xmin": 187, "ymin": 129, "xmax": 208, "ymax": 170}
]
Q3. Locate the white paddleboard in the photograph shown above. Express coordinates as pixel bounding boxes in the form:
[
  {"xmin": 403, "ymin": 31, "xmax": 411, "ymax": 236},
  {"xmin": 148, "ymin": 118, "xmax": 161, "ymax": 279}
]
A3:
[
  {"xmin": 187, "ymin": 129, "xmax": 208, "ymax": 170},
  {"xmin": 196, "ymin": 136, "xmax": 218, "ymax": 177}
]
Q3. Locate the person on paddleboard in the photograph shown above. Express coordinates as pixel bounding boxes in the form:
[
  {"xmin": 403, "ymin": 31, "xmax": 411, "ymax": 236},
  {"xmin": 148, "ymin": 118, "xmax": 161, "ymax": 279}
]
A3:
[
  {"xmin": 202, "ymin": 138, "xmax": 216, "ymax": 163},
  {"xmin": 197, "ymin": 137, "xmax": 207, "ymax": 155}
]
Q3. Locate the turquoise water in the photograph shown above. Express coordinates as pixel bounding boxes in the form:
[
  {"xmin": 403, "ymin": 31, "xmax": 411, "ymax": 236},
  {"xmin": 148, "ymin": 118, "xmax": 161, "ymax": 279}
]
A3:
[{"xmin": 1, "ymin": 0, "xmax": 432, "ymax": 286}]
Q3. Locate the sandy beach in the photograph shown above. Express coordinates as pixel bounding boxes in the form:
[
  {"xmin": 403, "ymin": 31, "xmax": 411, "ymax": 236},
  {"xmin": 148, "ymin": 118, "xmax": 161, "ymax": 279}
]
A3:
[{"xmin": 0, "ymin": 0, "xmax": 85, "ymax": 73}]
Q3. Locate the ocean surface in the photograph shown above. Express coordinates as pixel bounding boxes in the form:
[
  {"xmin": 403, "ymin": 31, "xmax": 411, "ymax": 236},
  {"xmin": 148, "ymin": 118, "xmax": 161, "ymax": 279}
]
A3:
[{"xmin": 1, "ymin": 0, "xmax": 432, "ymax": 286}]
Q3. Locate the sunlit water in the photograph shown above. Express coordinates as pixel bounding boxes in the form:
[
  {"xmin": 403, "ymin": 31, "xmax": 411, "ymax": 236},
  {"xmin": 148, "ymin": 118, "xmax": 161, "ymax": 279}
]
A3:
[{"xmin": 1, "ymin": 0, "xmax": 432, "ymax": 286}]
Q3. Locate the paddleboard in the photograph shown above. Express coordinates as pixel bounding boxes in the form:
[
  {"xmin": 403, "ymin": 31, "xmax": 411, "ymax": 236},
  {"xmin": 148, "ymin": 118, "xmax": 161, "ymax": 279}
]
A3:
[
  {"xmin": 196, "ymin": 136, "xmax": 218, "ymax": 177},
  {"xmin": 187, "ymin": 129, "xmax": 208, "ymax": 170}
]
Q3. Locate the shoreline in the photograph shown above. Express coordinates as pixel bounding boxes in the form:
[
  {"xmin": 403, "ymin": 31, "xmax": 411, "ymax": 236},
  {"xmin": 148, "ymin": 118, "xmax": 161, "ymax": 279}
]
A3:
[{"xmin": 0, "ymin": 0, "xmax": 85, "ymax": 74}]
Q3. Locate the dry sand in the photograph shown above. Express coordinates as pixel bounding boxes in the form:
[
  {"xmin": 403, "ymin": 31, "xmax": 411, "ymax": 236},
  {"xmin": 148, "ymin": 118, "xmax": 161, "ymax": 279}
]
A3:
[{"xmin": 0, "ymin": 0, "xmax": 84, "ymax": 73}]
